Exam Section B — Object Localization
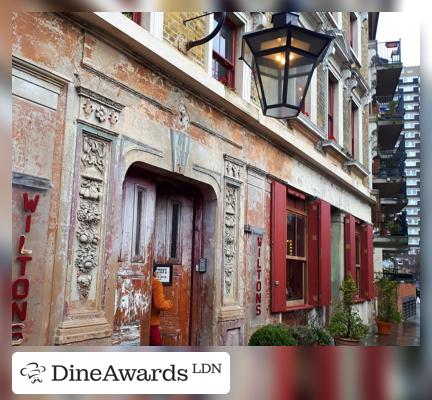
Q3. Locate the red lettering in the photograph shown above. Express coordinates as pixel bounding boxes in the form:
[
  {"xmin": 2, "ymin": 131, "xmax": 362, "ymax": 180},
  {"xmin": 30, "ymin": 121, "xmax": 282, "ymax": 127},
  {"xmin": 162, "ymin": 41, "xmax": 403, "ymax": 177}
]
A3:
[
  {"xmin": 257, "ymin": 270, "xmax": 261, "ymax": 280},
  {"xmin": 16, "ymin": 255, "xmax": 32, "ymax": 275},
  {"xmin": 256, "ymin": 304, "xmax": 261, "ymax": 315},
  {"xmin": 12, "ymin": 278, "xmax": 29, "ymax": 299},
  {"xmin": 256, "ymin": 281, "xmax": 261, "ymax": 292},
  {"xmin": 256, "ymin": 293, "xmax": 261, "ymax": 303},
  {"xmin": 19, "ymin": 235, "xmax": 25, "ymax": 253},
  {"xmin": 256, "ymin": 259, "xmax": 260, "ymax": 269},
  {"xmin": 258, "ymin": 247, "xmax": 261, "ymax": 257},
  {"xmin": 257, "ymin": 236, "xmax": 262, "ymax": 247},
  {"xmin": 25, "ymin": 215, "xmax": 32, "ymax": 232},
  {"xmin": 23, "ymin": 193, "xmax": 40, "ymax": 213},
  {"xmin": 12, "ymin": 301, "xmax": 27, "ymax": 321}
]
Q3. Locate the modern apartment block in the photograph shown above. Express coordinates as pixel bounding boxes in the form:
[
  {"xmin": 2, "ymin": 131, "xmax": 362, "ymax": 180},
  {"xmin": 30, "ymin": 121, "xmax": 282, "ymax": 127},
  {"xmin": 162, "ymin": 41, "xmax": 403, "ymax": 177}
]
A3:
[
  {"xmin": 368, "ymin": 24, "xmax": 407, "ymax": 270},
  {"xmin": 398, "ymin": 66, "xmax": 420, "ymax": 255}
]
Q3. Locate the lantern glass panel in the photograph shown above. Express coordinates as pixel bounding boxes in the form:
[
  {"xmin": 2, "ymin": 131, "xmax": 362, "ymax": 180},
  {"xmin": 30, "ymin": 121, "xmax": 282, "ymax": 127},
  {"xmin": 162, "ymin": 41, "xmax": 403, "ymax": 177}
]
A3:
[
  {"xmin": 266, "ymin": 106, "xmax": 299, "ymax": 119},
  {"xmin": 256, "ymin": 52, "xmax": 286, "ymax": 106},
  {"xmin": 286, "ymin": 51, "xmax": 314, "ymax": 106},
  {"xmin": 290, "ymin": 27, "xmax": 331, "ymax": 56},
  {"xmin": 246, "ymin": 27, "xmax": 288, "ymax": 53}
]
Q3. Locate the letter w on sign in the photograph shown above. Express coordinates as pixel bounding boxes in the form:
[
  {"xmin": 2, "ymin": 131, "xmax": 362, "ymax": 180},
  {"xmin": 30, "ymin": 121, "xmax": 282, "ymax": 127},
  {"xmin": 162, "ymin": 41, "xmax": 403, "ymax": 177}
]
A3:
[{"xmin": 23, "ymin": 193, "xmax": 40, "ymax": 213}]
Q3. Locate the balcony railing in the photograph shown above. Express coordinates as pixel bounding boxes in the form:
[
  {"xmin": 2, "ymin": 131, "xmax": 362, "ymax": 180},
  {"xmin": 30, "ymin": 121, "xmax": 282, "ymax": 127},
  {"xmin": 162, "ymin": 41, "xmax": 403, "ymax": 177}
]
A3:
[
  {"xmin": 373, "ymin": 94, "xmax": 405, "ymax": 120},
  {"xmin": 376, "ymin": 40, "xmax": 402, "ymax": 66}
]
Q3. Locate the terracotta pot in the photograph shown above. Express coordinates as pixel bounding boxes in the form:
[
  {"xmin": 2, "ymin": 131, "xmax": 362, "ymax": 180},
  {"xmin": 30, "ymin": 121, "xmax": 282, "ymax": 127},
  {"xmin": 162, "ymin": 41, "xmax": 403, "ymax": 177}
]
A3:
[
  {"xmin": 334, "ymin": 337, "xmax": 360, "ymax": 346},
  {"xmin": 376, "ymin": 320, "xmax": 392, "ymax": 336}
]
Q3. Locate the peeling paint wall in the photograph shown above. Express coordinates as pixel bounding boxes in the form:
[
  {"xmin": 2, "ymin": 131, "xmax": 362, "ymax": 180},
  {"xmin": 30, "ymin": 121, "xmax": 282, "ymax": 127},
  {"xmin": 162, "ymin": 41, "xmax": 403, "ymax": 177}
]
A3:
[{"xmin": 12, "ymin": 12, "xmax": 375, "ymax": 346}]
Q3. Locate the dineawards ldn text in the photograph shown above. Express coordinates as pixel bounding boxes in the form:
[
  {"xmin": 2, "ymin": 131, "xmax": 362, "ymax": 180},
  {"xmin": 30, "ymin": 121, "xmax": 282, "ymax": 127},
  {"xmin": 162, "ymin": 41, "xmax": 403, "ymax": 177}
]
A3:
[{"xmin": 51, "ymin": 363, "xmax": 222, "ymax": 382}]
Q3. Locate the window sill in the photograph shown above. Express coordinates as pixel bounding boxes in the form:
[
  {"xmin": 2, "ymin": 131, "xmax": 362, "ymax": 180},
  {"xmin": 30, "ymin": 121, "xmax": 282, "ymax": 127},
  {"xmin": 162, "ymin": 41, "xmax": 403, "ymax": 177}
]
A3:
[
  {"xmin": 345, "ymin": 159, "xmax": 369, "ymax": 178},
  {"xmin": 352, "ymin": 298, "xmax": 367, "ymax": 304},
  {"xmin": 319, "ymin": 139, "xmax": 351, "ymax": 163},
  {"xmin": 284, "ymin": 304, "xmax": 315, "ymax": 312}
]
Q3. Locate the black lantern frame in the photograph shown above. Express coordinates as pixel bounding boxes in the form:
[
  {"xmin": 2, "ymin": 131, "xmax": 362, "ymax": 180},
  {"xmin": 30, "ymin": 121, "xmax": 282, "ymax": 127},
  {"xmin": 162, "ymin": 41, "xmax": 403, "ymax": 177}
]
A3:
[{"xmin": 241, "ymin": 13, "xmax": 334, "ymax": 119}]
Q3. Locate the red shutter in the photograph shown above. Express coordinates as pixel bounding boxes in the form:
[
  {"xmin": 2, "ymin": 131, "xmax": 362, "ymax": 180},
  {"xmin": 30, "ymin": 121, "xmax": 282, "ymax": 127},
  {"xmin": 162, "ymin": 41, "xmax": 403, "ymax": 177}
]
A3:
[
  {"xmin": 307, "ymin": 201, "xmax": 319, "ymax": 306},
  {"xmin": 318, "ymin": 200, "xmax": 332, "ymax": 306},
  {"xmin": 361, "ymin": 223, "xmax": 374, "ymax": 300},
  {"xmin": 271, "ymin": 181, "xmax": 287, "ymax": 312},
  {"xmin": 344, "ymin": 214, "xmax": 356, "ymax": 279},
  {"xmin": 308, "ymin": 200, "xmax": 332, "ymax": 307}
]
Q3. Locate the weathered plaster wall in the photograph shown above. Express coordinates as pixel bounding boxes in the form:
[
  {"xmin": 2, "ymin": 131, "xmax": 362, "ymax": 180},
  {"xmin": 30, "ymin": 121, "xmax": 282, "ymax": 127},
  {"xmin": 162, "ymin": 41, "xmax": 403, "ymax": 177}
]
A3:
[{"xmin": 12, "ymin": 12, "xmax": 375, "ymax": 345}]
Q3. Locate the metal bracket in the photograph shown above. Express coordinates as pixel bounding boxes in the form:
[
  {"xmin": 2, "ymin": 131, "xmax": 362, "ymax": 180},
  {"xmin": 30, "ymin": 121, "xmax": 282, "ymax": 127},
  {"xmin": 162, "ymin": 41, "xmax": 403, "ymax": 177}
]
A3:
[{"xmin": 184, "ymin": 12, "xmax": 227, "ymax": 52}]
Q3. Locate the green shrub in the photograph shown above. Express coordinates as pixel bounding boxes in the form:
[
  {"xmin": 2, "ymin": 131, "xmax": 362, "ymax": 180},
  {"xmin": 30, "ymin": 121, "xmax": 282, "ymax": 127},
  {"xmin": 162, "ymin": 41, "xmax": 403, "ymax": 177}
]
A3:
[
  {"xmin": 376, "ymin": 276, "xmax": 402, "ymax": 323},
  {"xmin": 328, "ymin": 276, "xmax": 369, "ymax": 341},
  {"xmin": 248, "ymin": 324, "xmax": 298, "ymax": 346}
]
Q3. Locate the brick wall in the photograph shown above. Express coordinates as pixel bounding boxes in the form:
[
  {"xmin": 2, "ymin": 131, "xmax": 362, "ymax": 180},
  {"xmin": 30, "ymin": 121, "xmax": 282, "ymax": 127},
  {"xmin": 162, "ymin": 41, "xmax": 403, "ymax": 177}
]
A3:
[
  {"xmin": 163, "ymin": 12, "xmax": 206, "ymax": 68},
  {"xmin": 316, "ymin": 64, "xmax": 326, "ymax": 132}
]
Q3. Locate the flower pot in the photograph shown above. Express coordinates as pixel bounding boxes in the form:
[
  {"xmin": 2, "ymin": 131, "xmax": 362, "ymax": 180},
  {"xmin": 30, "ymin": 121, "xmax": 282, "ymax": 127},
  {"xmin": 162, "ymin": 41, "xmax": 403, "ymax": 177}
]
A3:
[
  {"xmin": 334, "ymin": 337, "xmax": 360, "ymax": 346},
  {"xmin": 376, "ymin": 320, "xmax": 392, "ymax": 336}
]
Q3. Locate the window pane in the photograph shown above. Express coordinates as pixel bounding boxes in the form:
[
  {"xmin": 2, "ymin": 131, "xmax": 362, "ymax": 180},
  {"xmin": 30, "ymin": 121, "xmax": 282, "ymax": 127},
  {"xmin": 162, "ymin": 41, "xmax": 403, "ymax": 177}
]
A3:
[
  {"xmin": 135, "ymin": 190, "xmax": 143, "ymax": 256},
  {"xmin": 170, "ymin": 203, "xmax": 180, "ymax": 259},
  {"xmin": 286, "ymin": 260, "xmax": 304, "ymax": 301},
  {"xmin": 287, "ymin": 213, "xmax": 296, "ymax": 256},
  {"xmin": 296, "ymin": 216, "xmax": 305, "ymax": 257}
]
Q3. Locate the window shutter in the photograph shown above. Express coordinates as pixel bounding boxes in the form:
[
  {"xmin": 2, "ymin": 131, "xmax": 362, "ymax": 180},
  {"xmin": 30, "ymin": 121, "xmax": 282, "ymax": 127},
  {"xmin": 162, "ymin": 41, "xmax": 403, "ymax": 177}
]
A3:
[
  {"xmin": 271, "ymin": 181, "xmax": 287, "ymax": 312},
  {"xmin": 344, "ymin": 214, "xmax": 356, "ymax": 279},
  {"xmin": 361, "ymin": 223, "xmax": 374, "ymax": 300},
  {"xmin": 308, "ymin": 200, "xmax": 332, "ymax": 307},
  {"xmin": 318, "ymin": 200, "xmax": 331, "ymax": 306},
  {"xmin": 307, "ymin": 201, "xmax": 319, "ymax": 306}
]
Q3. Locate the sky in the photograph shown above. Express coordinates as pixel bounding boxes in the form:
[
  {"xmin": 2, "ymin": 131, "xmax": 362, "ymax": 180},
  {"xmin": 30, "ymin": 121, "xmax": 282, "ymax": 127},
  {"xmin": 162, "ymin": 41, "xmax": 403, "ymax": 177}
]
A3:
[{"xmin": 376, "ymin": 12, "xmax": 420, "ymax": 67}]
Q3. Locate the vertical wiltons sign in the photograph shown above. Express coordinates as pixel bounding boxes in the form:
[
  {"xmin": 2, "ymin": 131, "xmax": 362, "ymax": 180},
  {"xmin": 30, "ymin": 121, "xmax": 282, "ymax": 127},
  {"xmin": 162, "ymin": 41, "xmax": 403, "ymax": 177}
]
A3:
[
  {"xmin": 12, "ymin": 193, "xmax": 40, "ymax": 345},
  {"xmin": 248, "ymin": 229, "xmax": 265, "ymax": 327}
]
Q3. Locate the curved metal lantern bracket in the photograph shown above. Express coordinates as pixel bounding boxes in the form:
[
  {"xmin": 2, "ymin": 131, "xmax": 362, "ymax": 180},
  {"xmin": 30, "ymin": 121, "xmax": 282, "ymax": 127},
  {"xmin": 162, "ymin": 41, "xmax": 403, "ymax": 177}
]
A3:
[{"xmin": 185, "ymin": 12, "xmax": 227, "ymax": 52}]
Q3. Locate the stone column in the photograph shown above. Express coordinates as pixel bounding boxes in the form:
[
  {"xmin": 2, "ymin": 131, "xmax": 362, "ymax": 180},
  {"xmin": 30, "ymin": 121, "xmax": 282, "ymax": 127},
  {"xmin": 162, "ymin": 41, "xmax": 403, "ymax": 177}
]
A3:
[{"xmin": 331, "ymin": 211, "xmax": 345, "ymax": 305}]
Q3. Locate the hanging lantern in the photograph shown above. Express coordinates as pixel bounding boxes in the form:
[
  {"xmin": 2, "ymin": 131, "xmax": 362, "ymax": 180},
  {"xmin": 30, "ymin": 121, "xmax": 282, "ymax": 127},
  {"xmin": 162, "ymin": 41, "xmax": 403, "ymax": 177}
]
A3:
[{"xmin": 241, "ymin": 12, "xmax": 334, "ymax": 119}]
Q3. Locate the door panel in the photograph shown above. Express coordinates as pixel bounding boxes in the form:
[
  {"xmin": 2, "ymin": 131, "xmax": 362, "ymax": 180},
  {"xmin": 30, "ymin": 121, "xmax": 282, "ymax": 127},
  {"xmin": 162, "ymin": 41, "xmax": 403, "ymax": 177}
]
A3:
[
  {"xmin": 154, "ymin": 196, "xmax": 194, "ymax": 346},
  {"xmin": 112, "ymin": 177, "xmax": 156, "ymax": 345}
]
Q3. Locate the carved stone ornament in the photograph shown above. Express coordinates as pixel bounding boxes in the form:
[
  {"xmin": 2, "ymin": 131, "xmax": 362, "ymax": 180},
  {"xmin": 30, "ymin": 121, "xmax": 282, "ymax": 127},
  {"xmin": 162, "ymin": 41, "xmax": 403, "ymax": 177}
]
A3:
[
  {"xmin": 177, "ymin": 102, "xmax": 190, "ymax": 132},
  {"xmin": 95, "ymin": 105, "xmax": 107, "ymax": 122},
  {"xmin": 81, "ymin": 136, "xmax": 106, "ymax": 174},
  {"xmin": 225, "ymin": 161, "xmax": 242, "ymax": 181},
  {"xmin": 108, "ymin": 110, "xmax": 119, "ymax": 126},
  {"xmin": 224, "ymin": 186, "xmax": 237, "ymax": 296},
  {"xmin": 74, "ymin": 134, "xmax": 109, "ymax": 299},
  {"xmin": 82, "ymin": 98, "xmax": 94, "ymax": 115}
]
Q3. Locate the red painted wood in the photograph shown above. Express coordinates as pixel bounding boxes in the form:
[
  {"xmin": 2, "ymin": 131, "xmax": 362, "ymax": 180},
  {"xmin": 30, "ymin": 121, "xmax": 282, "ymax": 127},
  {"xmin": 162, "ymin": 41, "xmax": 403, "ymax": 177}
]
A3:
[
  {"xmin": 344, "ymin": 214, "xmax": 356, "ymax": 279},
  {"xmin": 271, "ymin": 180, "xmax": 287, "ymax": 312},
  {"xmin": 132, "ymin": 12, "xmax": 142, "ymax": 25},
  {"xmin": 319, "ymin": 200, "xmax": 332, "ymax": 306},
  {"xmin": 361, "ymin": 223, "xmax": 374, "ymax": 300},
  {"xmin": 307, "ymin": 201, "xmax": 319, "ymax": 306}
]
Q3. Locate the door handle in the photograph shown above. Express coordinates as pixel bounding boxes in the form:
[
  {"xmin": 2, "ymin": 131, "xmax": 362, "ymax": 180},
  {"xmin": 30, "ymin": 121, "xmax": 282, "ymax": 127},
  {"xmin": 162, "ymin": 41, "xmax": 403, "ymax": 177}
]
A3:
[{"xmin": 274, "ymin": 280, "xmax": 279, "ymax": 286}]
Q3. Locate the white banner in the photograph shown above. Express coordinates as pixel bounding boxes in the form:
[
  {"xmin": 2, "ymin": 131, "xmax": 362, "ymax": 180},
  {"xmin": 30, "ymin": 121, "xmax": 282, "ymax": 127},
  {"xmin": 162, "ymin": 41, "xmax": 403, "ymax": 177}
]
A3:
[{"xmin": 12, "ymin": 351, "xmax": 230, "ymax": 394}]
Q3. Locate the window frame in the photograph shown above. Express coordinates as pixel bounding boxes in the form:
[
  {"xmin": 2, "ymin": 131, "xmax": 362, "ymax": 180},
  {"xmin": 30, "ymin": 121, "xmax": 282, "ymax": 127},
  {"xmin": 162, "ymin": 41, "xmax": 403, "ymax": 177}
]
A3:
[
  {"xmin": 211, "ymin": 16, "xmax": 237, "ymax": 90},
  {"xmin": 285, "ymin": 200, "xmax": 308, "ymax": 307},
  {"xmin": 328, "ymin": 76, "xmax": 336, "ymax": 140}
]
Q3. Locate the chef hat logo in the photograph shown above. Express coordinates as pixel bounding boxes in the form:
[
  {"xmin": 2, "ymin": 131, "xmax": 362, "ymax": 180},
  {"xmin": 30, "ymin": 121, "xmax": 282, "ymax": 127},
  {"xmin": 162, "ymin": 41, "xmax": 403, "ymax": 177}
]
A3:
[{"xmin": 20, "ymin": 362, "xmax": 46, "ymax": 383}]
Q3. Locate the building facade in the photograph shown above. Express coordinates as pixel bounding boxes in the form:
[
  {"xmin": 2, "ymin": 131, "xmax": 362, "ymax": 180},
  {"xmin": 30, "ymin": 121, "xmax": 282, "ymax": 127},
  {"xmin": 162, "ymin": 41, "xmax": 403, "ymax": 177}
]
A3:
[
  {"xmin": 398, "ymin": 66, "xmax": 421, "ymax": 255},
  {"xmin": 12, "ymin": 12, "xmax": 375, "ymax": 346}
]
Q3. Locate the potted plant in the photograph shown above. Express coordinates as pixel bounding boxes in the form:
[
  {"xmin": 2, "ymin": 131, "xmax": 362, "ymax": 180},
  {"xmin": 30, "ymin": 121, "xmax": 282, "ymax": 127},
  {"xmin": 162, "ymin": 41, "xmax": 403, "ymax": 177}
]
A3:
[
  {"xmin": 375, "ymin": 276, "xmax": 402, "ymax": 335},
  {"xmin": 329, "ymin": 276, "xmax": 369, "ymax": 346}
]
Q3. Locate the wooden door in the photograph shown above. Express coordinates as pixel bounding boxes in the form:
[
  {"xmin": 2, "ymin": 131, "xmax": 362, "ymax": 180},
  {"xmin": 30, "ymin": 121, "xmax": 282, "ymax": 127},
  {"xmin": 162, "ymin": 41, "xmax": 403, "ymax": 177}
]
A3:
[
  {"xmin": 154, "ymin": 195, "xmax": 194, "ymax": 346},
  {"xmin": 112, "ymin": 177, "xmax": 156, "ymax": 345}
]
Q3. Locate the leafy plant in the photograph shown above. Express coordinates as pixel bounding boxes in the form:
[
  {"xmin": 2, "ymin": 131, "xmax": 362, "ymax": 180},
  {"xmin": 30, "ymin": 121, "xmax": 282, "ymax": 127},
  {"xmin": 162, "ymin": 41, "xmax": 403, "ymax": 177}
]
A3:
[
  {"xmin": 376, "ymin": 276, "xmax": 402, "ymax": 323},
  {"xmin": 248, "ymin": 324, "xmax": 297, "ymax": 346},
  {"xmin": 328, "ymin": 276, "xmax": 369, "ymax": 341}
]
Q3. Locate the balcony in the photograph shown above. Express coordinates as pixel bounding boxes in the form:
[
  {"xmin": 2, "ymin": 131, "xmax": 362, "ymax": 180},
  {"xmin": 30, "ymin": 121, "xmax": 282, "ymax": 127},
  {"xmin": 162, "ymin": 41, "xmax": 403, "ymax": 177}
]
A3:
[
  {"xmin": 380, "ymin": 192, "xmax": 408, "ymax": 215},
  {"xmin": 373, "ymin": 141, "xmax": 406, "ymax": 198},
  {"xmin": 373, "ymin": 94, "xmax": 405, "ymax": 120},
  {"xmin": 374, "ymin": 213, "xmax": 409, "ymax": 252},
  {"xmin": 375, "ymin": 40, "xmax": 403, "ymax": 97}
]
